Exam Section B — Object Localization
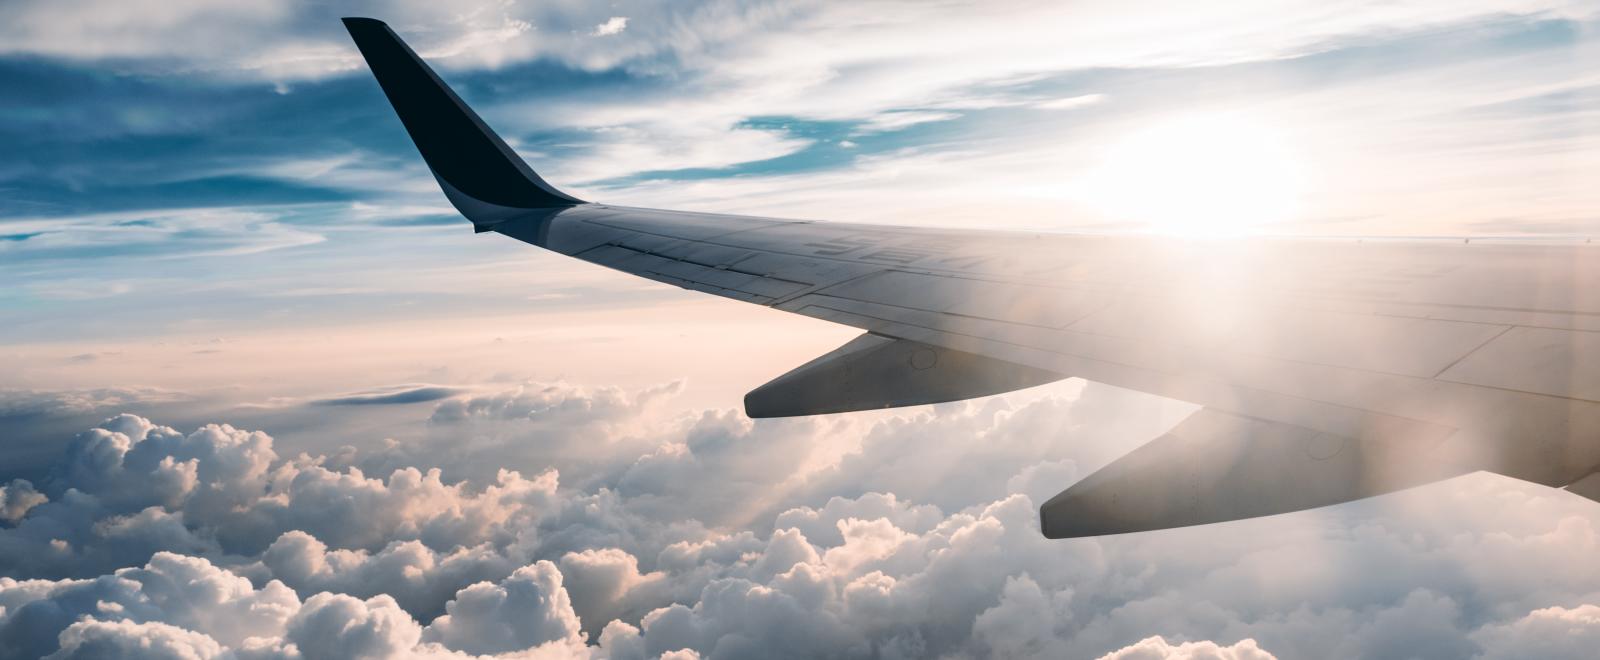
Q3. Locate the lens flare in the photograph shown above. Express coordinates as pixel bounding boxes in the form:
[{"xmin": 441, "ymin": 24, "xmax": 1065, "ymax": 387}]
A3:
[{"xmin": 1082, "ymin": 112, "xmax": 1305, "ymax": 236}]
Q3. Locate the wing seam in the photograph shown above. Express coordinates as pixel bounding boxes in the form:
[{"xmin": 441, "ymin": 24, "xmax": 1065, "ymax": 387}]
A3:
[{"xmin": 1430, "ymin": 323, "xmax": 1516, "ymax": 378}]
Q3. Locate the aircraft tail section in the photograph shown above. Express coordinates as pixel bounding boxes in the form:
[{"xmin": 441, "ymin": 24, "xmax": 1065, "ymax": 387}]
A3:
[{"xmin": 342, "ymin": 17, "xmax": 583, "ymax": 227}]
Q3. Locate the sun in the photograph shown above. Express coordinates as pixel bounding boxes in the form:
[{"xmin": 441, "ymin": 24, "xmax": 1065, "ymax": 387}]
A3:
[{"xmin": 1080, "ymin": 112, "xmax": 1305, "ymax": 237}]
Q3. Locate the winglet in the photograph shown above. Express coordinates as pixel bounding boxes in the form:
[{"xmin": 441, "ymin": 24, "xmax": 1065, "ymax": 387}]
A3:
[{"xmin": 342, "ymin": 17, "xmax": 583, "ymax": 226}]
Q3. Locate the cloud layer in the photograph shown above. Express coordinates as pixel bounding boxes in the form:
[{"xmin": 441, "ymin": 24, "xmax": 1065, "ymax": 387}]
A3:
[{"xmin": 2, "ymin": 378, "xmax": 1598, "ymax": 658}]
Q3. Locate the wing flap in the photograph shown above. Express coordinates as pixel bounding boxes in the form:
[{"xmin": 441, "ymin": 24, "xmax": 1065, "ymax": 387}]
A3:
[
  {"xmin": 745, "ymin": 332, "xmax": 1067, "ymax": 418},
  {"xmin": 1568, "ymin": 471, "xmax": 1600, "ymax": 503},
  {"xmin": 1039, "ymin": 408, "xmax": 1466, "ymax": 538}
]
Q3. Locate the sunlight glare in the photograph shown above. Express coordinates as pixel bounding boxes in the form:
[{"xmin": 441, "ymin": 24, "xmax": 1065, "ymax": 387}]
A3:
[{"xmin": 1082, "ymin": 112, "xmax": 1305, "ymax": 236}]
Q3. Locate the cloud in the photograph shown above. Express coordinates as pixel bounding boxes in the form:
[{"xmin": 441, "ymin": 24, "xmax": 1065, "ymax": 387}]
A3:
[
  {"xmin": 48, "ymin": 618, "xmax": 227, "ymax": 660},
  {"xmin": 311, "ymin": 385, "xmax": 466, "ymax": 406},
  {"xmin": 0, "ymin": 0, "xmax": 292, "ymax": 64},
  {"xmin": 794, "ymin": 385, "xmax": 1193, "ymax": 513},
  {"xmin": 0, "ymin": 207, "xmax": 327, "ymax": 264},
  {"xmin": 558, "ymin": 548, "xmax": 667, "ymax": 638},
  {"xmin": 613, "ymin": 411, "xmax": 841, "ymax": 529},
  {"xmin": 378, "ymin": 380, "xmax": 692, "ymax": 486},
  {"xmin": 427, "ymin": 381, "xmax": 680, "ymax": 425},
  {"xmin": 1472, "ymin": 604, "xmax": 1600, "ymax": 659},
  {"xmin": 0, "ymin": 480, "xmax": 46, "ymax": 524},
  {"xmin": 0, "ymin": 388, "xmax": 191, "ymax": 419},
  {"xmin": 0, "ymin": 551, "xmax": 298, "ymax": 659},
  {"xmin": 557, "ymin": 123, "xmax": 813, "ymax": 185},
  {"xmin": 592, "ymin": 17, "xmax": 629, "ymax": 37},
  {"xmin": 0, "ymin": 413, "xmax": 564, "ymax": 583},
  {"xmin": 254, "ymin": 530, "xmax": 517, "ymax": 621},
  {"xmin": 2, "ymin": 551, "xmax": 582, "ymax": 659},
  {"xmin": 9, "ymin": 0, "xmax": 1593, "ymax": 201},
  {"xmin": 970, "ymin": 574, "xmax": 1076, "ymax": 658},
  {"xmin": 283, "ymin": 592, "xmax": 421, "ymax": 660},
  {"xmin": 1034, "ymin": 93, "xmax": 1105, "ymax": 110},
  {"xmin": 1097, "ymin": 636, "xmax": 1276, "ymax": 660},
  {"xmin": 854, "ymin": 111, "xmax": 963, "ymax": 134},
  {"xmin": 4, "ymin": 551, "xmax": 579, "ymax": 659},
  {"xmin": 2, "ymin": 381, "xmax": 1600, "ymax": 658},
  {"xmin": 420, "ymin": 561, "xmax": 586, "ymax": 654}
]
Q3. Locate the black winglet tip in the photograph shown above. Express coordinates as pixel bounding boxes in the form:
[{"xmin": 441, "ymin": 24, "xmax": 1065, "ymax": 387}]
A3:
[
  {"xmin": 1039, "ymin": 504, "xmax": 1067, "ymax": 539},
  {"xmin": 341, "ymin": 17, "xmax": 387, "ymax": 30}
]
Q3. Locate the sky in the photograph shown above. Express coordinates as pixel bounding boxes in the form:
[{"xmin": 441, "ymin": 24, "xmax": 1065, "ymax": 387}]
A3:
[{"xmin": 1, "ymin": 1, "xmax": 1599, "ymax": 658}]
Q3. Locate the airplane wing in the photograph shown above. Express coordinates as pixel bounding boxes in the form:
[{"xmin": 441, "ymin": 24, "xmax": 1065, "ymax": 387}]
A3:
[{"xmin": 343, "ymin": 18, "xmax": 1600, "ymax": 537}]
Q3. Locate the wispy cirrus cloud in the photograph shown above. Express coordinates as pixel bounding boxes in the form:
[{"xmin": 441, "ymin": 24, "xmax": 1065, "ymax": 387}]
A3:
[{"xmin": 310, "ymin": 384, "xmax": 467, "ymax": 406}]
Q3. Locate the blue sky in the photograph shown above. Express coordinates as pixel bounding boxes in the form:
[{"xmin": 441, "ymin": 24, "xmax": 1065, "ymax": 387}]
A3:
[
  {"xmin": 2, "ymin": 2, "xmax": 1597, "ymax": 347},
  {"xmin": 3, "ymin": 2, "xmax": 1597, "ymax": 345},
  {"xmin": 2, "ymin": 2, "xmax": 1600, "ymax": 659}
]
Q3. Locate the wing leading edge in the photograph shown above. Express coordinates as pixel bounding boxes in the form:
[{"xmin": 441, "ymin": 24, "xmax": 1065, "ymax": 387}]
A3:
[{"xmin": 344, "ymin": 19, "xmax": 1600, "ymax": 538}]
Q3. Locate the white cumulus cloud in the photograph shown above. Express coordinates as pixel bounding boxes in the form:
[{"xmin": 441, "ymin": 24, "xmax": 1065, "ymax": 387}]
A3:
[
  {"xmin": 592, "ymin": 17, "xmax": 629, "ymax": 37},
  {"xmin": 1, "ymin": 380, "xmax": 1598, "ymax": 658}
]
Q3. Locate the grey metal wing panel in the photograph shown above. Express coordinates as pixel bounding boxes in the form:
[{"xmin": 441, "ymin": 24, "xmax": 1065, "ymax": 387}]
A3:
[
  {"xmin": 500, "ymin": 206, "xmax": 1600, "ymax": 467},
  {"xmin": 493, "ymin": 205, "xmax": 1600, "ymax": 535}
]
